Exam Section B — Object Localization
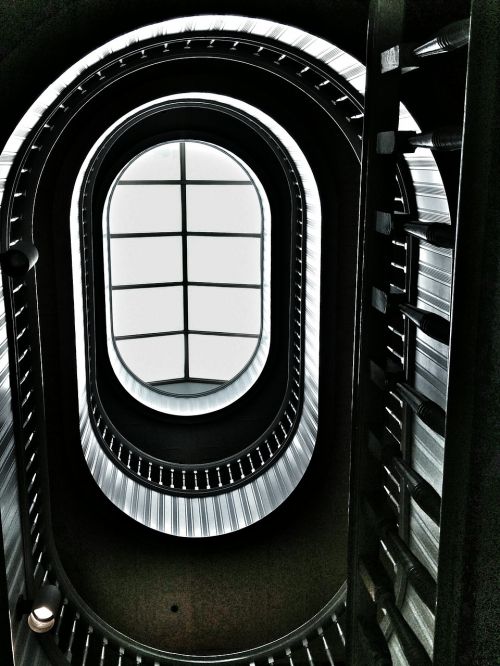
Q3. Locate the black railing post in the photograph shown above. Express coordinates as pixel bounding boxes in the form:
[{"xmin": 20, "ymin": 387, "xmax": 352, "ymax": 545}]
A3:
[{"xmin": 347, "ymin": 1, "xmax": 407, "ymax": 663}]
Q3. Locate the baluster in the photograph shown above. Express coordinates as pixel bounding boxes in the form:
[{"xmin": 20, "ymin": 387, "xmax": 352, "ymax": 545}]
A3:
[
  {"xmin": 333, "ymin": 612, "xmax": 346, "ymax": 648},
  {"xmin": 285, "ymin": 647, "xmax": 295, "ymax": 666},
  {"xmin": 360, "ymin": 558, "xmax": 432, "ymax": 666},
  {"xmin": 399, "ymin": 304, "xmax": 450, "ymax": 343},
  {"xmin": 65, "ymin": 611, "xmax": 80, "ymax": 661},
  {"xmin": 302, "ymin": 638, "xmax": 315, "ymax": 666},
  {"xmin": 368, "ymin": 431, "xmax": 441, "ymax": 524},
  {"xmin": 117, "ymin": 648, "xmax": 124, "ymax": 666},
  {"xmin": 317, "ymin": 627, "xmax": 334, "ymax": 666},
  {"xmin": 402, "ymin": 222, "xmax": 454, "ymax": 248},
  {"xmin": 81, "ymin": 626, "xmax": 93, "ymax": 665},
  {"xmin": 413, "ymin": 18, "xmax": 471, "ymax": 57},
  {"xmin": 377, "ymin": 127, "xmax": 462, "ymax": 154},
  {"xmin": 99, "ymin": 637, "xmax": 108, "ymax": 665},
  {"xmin": 395, "ymin": 382, "xmax": 446, "ymax": 436},
  {"xmin": 381, "ymin": 19, "xmax": 470, "ymax": 73},
  {"xmin": 54, "ymin": 597, "xmax": 68, "ymax": 644},
  {"xmin": 408, "ymin": 127, "xmax": 462, "ymax": 151},
  {"xmin": 392, "ymin": 457, "xmax": 441, "ymax": 525},
  {"xmin": 238, "ymin": 459, "xmax": 245, "ymax": 479},
  {"xmin": 384, "ymin": 528, "xmax": 436, "ymax": 609},
  {"xmin": 363, "ymin": 495, "xmax": 437, "ymax": 610}
]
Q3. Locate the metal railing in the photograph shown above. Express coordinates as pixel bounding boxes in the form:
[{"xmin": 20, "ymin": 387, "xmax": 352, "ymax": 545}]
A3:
[
  {"xmin": 346, "ymin": 1, "xmax": 469, "ymax": 664},
  {"xmin": 79, "ymin": 127, "xmax": 307, "ymax": 497},
  {"xmin": 0, "ymin": 189, "xmax": 348, "ymax": 666},
  {"xmin": 0, "ymin": 24, "xmax": 361, "ymax": 665}
]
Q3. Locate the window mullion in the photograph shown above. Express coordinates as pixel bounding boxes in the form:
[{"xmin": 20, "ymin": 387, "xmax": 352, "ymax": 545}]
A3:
[{"xmin": 180, "ymin": 142, "xmax": 190, "ymax": 381}]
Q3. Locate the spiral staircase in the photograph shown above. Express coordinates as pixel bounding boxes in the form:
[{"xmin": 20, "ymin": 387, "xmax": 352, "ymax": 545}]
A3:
[{"xmin": 0, "ymin": 1, "xmax": 499, "ymax": 664}]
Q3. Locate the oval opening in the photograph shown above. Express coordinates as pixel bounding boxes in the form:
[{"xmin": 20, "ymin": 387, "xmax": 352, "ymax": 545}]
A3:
[{"xmin": 105, "ymin": 140, "xmax": 267, "ymax": 398}]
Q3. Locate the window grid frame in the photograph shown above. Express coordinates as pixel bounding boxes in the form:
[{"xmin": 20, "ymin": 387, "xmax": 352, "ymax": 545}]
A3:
[{"xmin": 107, "ymin": 140, "xmax": 265, "ymax": 390}]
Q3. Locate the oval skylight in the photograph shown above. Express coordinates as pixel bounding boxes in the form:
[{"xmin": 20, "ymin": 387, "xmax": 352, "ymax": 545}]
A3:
[{"xmin": 105, "ymin": 140, "xmax": 266, "ymax": 398}]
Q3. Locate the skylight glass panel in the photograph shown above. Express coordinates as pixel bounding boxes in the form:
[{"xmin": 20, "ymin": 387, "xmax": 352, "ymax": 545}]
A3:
[
  {"xmin": 189, "ymin": 334, "xmax": 258, "ymax": 381},
  {"xmin": 186, "ymin": 185, "xmax": 261, "ymax": 234},
  {"xmin": 109, "ymin": 184, "xmax": 181, "ymax": 234},
  {"xmin": 120, "ymin": 143, "xmax": 180, "ymax": 181},
  {"xmin": 110, "ymin": 236, "xmax": 183, "ymax": 285},
  {"xmin": 116, "ymin": 335, "xmax": 184, "ymax": 382},
  {"xmin": 188, "ymin": 286, "xmax": 261, "ymax": 335},
  {"xmin": 112, "ymin": 286, "xmax": 183, "ymax": 337},
  {"xmin": 105, "ymin": 140, "xmax": 268, "ymax": 401},
  {"xmin": 185, "ymin": 141, "xmax": 251, "ymax": 181},
  {"xmin": 187, "ymin": 236, "xmax": 261, "ymax": 285}
]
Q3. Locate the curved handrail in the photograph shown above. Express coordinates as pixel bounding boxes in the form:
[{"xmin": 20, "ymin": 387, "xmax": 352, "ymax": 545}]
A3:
[{"xmin": 79, "ymin": 96, "xmax": 307, "ymax": 496}]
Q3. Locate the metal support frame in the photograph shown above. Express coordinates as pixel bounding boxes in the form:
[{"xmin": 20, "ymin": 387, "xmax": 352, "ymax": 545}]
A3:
[{"xmin": 347, "ymin": 1, "xmax": 407, "ymax": 663}]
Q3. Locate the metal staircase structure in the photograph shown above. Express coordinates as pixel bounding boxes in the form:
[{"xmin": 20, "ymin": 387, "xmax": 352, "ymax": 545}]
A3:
[{"xmin": 1, "ymin": 1, "xmax": 499, "ymax": 664}]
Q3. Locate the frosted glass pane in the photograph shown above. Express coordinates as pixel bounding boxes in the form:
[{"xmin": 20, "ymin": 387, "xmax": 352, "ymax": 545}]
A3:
[
  {"xmin": 154, "ymin": 381, "xmax": 218, "ymax": 395},
  {"xmin": 120, "ymin": 143, "xmax": 180, "ymax": 180},
  {"xmin": 187, "ymin": 237, "xmax": 261, "ymax": 284},
  {"xmin": 186, "ymin": 185, "xmax": 261, "ymax": 233},
  {"xmin": 117, "ymin": 334, "xmax": 184, "ymax": 382},
  {"xmin": 189, "ymin": 335, "xmax": 258, "ymax": 380},
  {"xmin": 112, "ymin": 286, "xmax": 183, "ymax": 337},
  {"xmin": 188, "ymin": 286, "xmax": 261, "ymax": 334},
  {"xmin": 110, "ymin": 236, "xmax": 183, "ymax": 285},
  {"xmin": 109, "ymin": 185, "xmax": 181, "ymax": 234},
  {"xmin": 186, "ymin": 142, "xmax": 250, "ymax": 181}
]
